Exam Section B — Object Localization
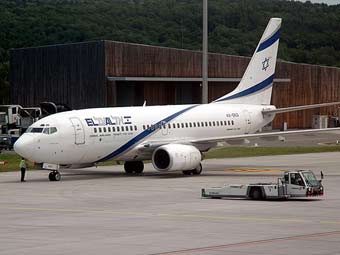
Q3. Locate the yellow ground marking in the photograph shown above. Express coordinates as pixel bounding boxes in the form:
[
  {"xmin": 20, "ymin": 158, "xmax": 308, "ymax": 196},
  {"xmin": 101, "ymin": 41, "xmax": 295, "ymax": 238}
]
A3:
[
  {"xmin": 224, "ymin": 168, "xmax": 284, "ymax": 173},
  {"xmin": 1, "ymin": 206, "xmax": 340, "ymax": 225}
]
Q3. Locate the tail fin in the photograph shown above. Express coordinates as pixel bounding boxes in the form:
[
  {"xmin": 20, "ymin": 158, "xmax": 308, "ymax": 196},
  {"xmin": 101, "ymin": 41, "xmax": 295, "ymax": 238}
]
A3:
[{"xmin": 213, "ymin": 18, "xmax": 281, "ymax": 105}]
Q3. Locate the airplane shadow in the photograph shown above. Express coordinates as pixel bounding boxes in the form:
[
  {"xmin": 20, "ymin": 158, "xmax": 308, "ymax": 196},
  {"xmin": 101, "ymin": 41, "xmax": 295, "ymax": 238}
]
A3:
[
  {"xmin": 2, "ymin": 169, "xmax": 197, "ymax": 183},
  {"xmin": 211, "ymin": 197, "xmax": 323, "ymax": 202}
]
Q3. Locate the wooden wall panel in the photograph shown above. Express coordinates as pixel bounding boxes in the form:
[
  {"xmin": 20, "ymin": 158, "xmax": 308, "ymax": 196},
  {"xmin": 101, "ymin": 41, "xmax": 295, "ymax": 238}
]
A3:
[
  {"xmin": 272, "ymin": 62, "xmax": 340, "ymax": 129},
  {"xmin": 11, "ymin": 40, "xmax": 340, "ymax": 128},
  {"xmin": 11, "ymin": 41, "xmax": 106, "ymax": 109}
]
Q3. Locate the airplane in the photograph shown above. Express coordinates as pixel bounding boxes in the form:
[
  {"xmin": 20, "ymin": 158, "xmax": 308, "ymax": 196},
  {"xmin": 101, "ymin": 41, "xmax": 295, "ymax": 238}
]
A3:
[{"xmin": 14, "ymin": 18, "xmax": 340, "ymax": 181}]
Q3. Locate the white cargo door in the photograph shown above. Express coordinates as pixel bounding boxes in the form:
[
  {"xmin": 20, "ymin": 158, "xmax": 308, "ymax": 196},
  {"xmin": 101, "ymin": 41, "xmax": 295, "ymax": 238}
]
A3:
[
  {"xmin": 243, "ymin": 110, "xmax": 252, "ymax": 134},
  {"xmin": 69, "ymin": 117, "xmax": 85, "ymax": 145}
]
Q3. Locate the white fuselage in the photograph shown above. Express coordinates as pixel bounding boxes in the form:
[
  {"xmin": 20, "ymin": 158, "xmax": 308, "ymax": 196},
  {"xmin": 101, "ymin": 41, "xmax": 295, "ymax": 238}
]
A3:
[{"xmin": 14, "ymin": 103, "xmax": 275, "ymax": 165}]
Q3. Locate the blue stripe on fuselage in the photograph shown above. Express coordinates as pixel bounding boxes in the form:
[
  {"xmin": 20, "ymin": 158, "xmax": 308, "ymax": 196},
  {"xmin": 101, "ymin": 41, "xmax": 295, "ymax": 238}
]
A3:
[
  {"xmin": 214, "ymin": 74, "xmax": 274, "ymax": 102},
  {"xmin": 95, "ymin": 105, "xmax": 198, "ymax": 162},
  {"xmin": 257, "ymin": 29, "xmax": 280, "ymax": 52}
]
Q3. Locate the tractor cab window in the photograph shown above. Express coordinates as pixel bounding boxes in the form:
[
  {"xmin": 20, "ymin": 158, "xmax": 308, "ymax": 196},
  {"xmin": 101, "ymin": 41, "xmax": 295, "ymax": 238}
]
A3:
[
  {"xmin": 290, "ymin": 173, "xmax": 305, "ymax": 186},
  {"xmin": 302, "ymin": 171, "xmax": 319, "ymax": 186},
  {"xmin": 284, "ymin": 173, "xmax": 289, "ymax": 183}
]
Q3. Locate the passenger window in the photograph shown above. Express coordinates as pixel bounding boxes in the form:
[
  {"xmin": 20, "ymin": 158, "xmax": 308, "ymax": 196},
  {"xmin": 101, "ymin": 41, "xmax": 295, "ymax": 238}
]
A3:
[
  {"xmin": 220, "ymin": 121, "xmax": 223, "ymax": 126},
  {"xmin": 134, "ymin": 126, "xmax": 137, "ymax": 131},
  {"xmin": 177, "ymin": 123, "xmax": 180, "ymax": 128},
  {"xmin": 185, "ymin": 123, "xmax": 188, "ymax": 128},
  {"xmin": 103, "ymin": 127, "xmax": 106, "ymax": 132},
  {"xmin": 197, "ymin": 122, "xmax": 200, "ymax": 127},
  {"xmin": 205, "ymin": 122, "xmax": 208, "ymax": 127},
  {"xmin": 231, "ymin": 120, "xmax": 234, "ymax": 125},
  {"xmin": 224, "ymin": 121, "xmax": 227, "ymax": 126},
  {"xmin": 216, "ymin": 121, "xmax": 219, "ymax": 126},
  {"xmin": 212, "ymin": 121, "xmax": 215, "ymax": 126},
  {"xmin": 143, "ymin": 125, "xmax": 146, "ymax": 130},
  {"xmin": 117, "ymin": 127, "xmax": 120, "ymax": 132},
  {"xmin": 130, "ymin": 126, "xmax": 133, "ymax": 131},
  {"xmin": 173, "ymin": 123, "xmax": 176, "ymax": 129},
  {"xmin": 193, "ymin": 123, "xmax": 196, "ymax": 127},
  {"xmin": 189, "ymin": 123, "xmax": 192, "ymax": 128},
  {"xmin": 99, "ymin": 127, "xmax": 102, "ymax": 133},
  {"xmin": 112, "ymin": 127, "xmax": 115, "ymax": 132},
  {"xmin": 168, "ymin": 124, "xmax": 171, "ymax": 129},
  {"xmin": 94, "ymin": 128, "xmax": 97, "ymax": 133},
  {"xmin": 228, "ymin": 121, "xmax": 230, "ymax": 125},
  {"xmin": 181, "ymin": 123, "xmax": 184, "ymax": 128},
  {"xmin": 126, "ymin": 126, "xmax": 129, "ymax": 132},
  {"xmin": 209, "ymin": 122, "xmax": 212, "ymax": 126},
  {"xmin": 108, "ymin": 127, "xmax": 111, "ymax": 132}
]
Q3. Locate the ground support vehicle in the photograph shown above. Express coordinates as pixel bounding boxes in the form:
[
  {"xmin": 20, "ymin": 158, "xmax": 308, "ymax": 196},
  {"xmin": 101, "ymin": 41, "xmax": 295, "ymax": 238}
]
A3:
[{"xmin": 201, "ymin": 170, "xmax": 324, "ymax": 200}]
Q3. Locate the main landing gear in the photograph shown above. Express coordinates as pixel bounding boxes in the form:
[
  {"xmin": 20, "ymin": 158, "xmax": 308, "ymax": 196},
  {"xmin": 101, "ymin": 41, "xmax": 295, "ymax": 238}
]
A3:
[
  {"xmin": 182, "ymin": 163, "xmax": 202, "ymax": 176},
  {"xmin": 124, "ymin": 161, "xmax": 144, "ymax": 175},
  {"xmin": 49, "ymin": 170, "xmax": 61, "ymax": 181}
]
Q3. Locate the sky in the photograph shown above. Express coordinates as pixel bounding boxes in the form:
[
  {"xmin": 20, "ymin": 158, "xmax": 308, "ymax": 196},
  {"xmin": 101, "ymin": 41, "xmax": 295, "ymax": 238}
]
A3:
[{"xmin": 296, "ymin": 0, "xmax": 340, "ymax": 4}]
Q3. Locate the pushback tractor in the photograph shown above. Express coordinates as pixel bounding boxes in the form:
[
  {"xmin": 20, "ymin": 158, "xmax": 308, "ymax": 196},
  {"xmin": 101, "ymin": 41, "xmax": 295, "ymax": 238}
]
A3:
[{"xmin": 201, "ymin": 170, "xmax": 324, "ymax": 200}]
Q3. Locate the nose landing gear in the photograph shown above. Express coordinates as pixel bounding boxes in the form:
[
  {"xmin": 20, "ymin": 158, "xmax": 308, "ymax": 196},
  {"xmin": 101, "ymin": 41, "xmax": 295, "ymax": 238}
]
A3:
[{"xmin": 49, "ymin": 170, "xmax": 61, "ymax": 181}]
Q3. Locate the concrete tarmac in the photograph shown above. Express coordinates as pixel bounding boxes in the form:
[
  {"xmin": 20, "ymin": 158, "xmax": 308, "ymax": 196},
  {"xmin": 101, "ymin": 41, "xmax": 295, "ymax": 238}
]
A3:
[{"xmin": 1, "ymin": 152, "xmax": 340, "ymax": 255}]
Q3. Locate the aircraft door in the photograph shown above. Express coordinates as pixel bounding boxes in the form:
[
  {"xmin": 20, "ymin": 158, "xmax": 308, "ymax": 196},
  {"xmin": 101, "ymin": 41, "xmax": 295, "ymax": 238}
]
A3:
[
  {"xmin": 243, "ymin": 110, "xmax": 252, "ymax": 134},
  {"xmin": 69, "ymin": 117, "xmax": 85, "ymax": 145}
]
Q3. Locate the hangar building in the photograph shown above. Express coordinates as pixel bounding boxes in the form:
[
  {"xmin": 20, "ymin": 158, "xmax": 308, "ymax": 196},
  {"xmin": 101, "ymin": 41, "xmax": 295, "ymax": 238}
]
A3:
[{"xmin": 10, "ymin": 40, "xmax": 340, "ymax": 129}]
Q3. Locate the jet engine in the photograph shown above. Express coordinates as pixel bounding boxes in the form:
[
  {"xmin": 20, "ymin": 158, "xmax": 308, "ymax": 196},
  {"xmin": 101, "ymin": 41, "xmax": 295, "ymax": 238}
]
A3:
[{"xmin": 152, "ymin": 144, "xmax": 202, "ymax": 172}]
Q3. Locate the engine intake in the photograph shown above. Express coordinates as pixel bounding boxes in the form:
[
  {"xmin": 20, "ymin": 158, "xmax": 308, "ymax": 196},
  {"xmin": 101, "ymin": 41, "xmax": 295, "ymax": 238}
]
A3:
[{"xmin": 152, "ymin": 144, "xmax": 201, "ymax": 172}]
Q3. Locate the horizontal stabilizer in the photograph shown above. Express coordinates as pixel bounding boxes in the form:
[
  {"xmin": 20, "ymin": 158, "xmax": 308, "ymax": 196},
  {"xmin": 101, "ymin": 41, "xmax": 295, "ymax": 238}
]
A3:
[{"xmin": 262, "ymin": 101, "xmax": 340, "ymax": 115}]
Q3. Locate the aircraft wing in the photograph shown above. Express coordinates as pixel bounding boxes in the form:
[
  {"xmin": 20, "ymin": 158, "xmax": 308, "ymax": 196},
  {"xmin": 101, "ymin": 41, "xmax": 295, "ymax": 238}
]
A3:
[
  {"xmin": 189, "ymin": 127, "xmax": 340, "ymax": 145},
  {"xmin": 137, "ymin": 128, "xmax": 340, "ymax": 154}
]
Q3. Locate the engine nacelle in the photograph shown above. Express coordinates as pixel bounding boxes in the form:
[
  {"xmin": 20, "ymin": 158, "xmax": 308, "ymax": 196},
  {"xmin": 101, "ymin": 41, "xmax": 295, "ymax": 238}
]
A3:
[{"xmin": 152, "ymin": 144, "xmax": 202, "ymax": 172}]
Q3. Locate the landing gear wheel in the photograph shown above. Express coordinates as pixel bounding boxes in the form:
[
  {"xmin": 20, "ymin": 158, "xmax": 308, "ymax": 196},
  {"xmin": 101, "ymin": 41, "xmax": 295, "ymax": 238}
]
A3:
[
  {"xmin": 124, "ymin": 161, "xmax": 144, "ymax": 174},
  {"xmin": 49, "ymin": 171, "xmax": 61, "ymax": 181},
  {"xmin": 182, "ymin": 163, "xmax": 203, "ymax": 176},
  {"xmin": 134, "ymin": 161, "xmax": 144, "ymax": 174},
  {"xmin": 192, "ymin": 163, "xmax": 202, "ymax": 175},
  {"xmin": 251, "ymin": 188, "xmax": 262, "ymax": 200}
]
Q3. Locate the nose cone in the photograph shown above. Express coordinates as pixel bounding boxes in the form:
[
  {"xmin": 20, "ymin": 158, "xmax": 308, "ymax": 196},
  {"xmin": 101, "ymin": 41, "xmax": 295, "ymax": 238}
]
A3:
[{"xmin": 14, "ymin": 134, "xmax": 36, "ymax": 160}]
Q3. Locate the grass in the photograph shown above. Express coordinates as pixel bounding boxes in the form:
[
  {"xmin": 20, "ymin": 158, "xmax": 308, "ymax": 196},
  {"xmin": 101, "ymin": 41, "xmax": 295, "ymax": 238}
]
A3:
[
  {"xmin": 0, "ymin": 154, "xmax": 36, "ymax": 172},
  {"xmin": 2, "ymin": 145, "xmax": 340, "ymax": 172}
]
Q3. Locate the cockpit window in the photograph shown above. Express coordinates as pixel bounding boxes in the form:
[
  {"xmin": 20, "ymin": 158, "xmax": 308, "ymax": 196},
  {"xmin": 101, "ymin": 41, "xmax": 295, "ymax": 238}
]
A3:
[
  {"xmin": 30, "ymin": 127, "xmax": 44, "ymax": 133},
  {"xmin": 42, "ymin": 127, "xmax": 58, "ymax": 135},
  {"xmin": 27, "ymin": 127, "xmax": 57, "ymax": 134},
  {"xmin": 50, "ymin": 127, "xmax": 57, "ymax": 134}
]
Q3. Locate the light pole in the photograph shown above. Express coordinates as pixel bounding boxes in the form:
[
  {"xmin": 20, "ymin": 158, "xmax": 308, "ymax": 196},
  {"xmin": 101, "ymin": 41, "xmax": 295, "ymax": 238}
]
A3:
[{"xmin": 202, "ymin": 0, "xmax": 208, "ymax": 104}]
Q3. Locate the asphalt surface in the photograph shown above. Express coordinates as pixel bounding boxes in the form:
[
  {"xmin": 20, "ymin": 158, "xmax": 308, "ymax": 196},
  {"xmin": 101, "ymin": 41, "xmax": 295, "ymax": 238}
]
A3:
[{"xmin": 1, "ymin": 152, "xmax": 340, "ymax": 255}]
